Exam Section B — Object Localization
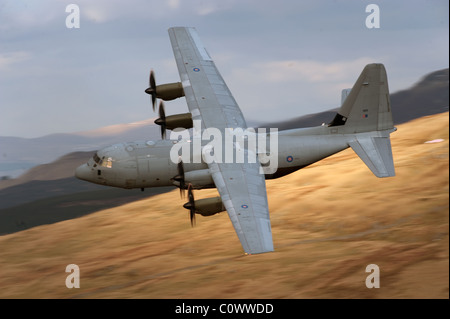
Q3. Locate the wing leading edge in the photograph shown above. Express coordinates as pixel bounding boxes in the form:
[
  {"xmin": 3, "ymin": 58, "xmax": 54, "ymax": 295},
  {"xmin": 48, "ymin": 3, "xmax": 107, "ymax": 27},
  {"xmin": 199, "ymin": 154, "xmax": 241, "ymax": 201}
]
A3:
[{"xmin": 168, "ymin": 27, "xmax": 274, "ymax": 254}]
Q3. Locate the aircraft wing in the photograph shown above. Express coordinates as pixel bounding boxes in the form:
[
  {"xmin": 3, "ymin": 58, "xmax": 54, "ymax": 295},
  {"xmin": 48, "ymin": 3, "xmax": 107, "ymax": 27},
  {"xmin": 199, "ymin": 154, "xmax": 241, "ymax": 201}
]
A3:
[
  {"xmin": 168, "ymin": 27, "xmax": 246, "ymax": 130},
  {"xmin": 168, "ymin": 27, "xmax": 274, "ymax": 254}
]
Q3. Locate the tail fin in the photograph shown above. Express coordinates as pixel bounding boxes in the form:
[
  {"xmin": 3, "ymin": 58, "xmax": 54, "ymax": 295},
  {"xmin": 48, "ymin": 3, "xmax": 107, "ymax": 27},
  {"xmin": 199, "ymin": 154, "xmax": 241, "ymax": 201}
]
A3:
[
  {"xmin": 329, "ymin": 63, "xmax": 394, "ymax": 133},
  {"xmin": 330, "ymin": 63, "xmax": 396, "ymax": 177}
]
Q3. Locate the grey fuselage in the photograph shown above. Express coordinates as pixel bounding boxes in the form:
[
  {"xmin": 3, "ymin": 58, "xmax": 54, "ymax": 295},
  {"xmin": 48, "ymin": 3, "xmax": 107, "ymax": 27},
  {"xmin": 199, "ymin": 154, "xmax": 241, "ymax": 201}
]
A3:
[{"xmin": 75, "ymin": 125, "xmax": 359, "ymax": 189}]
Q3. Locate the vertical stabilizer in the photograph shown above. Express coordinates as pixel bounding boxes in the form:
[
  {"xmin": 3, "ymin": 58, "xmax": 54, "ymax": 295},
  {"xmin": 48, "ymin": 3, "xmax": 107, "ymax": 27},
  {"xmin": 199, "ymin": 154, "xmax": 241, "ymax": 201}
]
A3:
[{"xmin": 329, "ymin": 63, "xmax": 394, "ymax": 133}]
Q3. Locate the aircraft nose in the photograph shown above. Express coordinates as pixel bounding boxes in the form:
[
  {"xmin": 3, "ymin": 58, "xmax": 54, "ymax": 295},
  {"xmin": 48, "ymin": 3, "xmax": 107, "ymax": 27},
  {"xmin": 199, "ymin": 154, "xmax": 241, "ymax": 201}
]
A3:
[{"xmin": 75, "ymin": 164, "xmax": 91, "ymax": 181}]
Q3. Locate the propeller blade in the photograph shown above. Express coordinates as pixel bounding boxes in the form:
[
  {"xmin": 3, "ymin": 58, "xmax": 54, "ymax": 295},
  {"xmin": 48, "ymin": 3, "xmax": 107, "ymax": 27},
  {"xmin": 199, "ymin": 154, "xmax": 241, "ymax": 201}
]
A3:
[
  {"xmin": 159, "ymin": 101, "xmax": 166, "ymax": 139},
  {"xmin": 144, "ymin": 70, "xmax": 157, "ymax": 111},
  {"xmin": 153, "ymin": 101, "xmax": 167, "ymax": 140},
  {"xmin": 187, "ymin": 184, "xmax": 196, "ymax": 227},
  {"xmin": 178, "ymin": 159, "xmax": 185, "ymax": 198},
  {"xmin": 150, "ymin": 70, "xmax": 156, "ymax": 110},
  {"xmin": 172, "ymin": 157, "xmax": 187, "ymax": 198}
]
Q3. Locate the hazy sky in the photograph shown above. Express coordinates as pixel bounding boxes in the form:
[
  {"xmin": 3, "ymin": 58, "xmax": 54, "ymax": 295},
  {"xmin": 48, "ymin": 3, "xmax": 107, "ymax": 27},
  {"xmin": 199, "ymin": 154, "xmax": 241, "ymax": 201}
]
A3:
[{"xmin": 0, "ymin": 0, "xmax": 448, "ymax": 138}]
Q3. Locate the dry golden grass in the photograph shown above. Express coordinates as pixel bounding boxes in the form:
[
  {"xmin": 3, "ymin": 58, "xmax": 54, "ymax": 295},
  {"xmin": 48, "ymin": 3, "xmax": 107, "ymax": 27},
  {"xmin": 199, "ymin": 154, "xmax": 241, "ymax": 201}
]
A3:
[{"xmin": 0, "ymin": 112, "xmax": 448, "ymax": 299}]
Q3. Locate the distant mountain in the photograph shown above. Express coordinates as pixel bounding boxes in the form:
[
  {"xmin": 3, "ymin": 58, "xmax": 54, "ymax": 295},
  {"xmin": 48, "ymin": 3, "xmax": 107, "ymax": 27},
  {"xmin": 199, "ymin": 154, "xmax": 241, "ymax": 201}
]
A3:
[
  {"xmin": 390, "ymin": 68, "xmax": 449, "ymax": 124},
  {"xmin": 0, "ymin": 118, "xmax": 161, "ymax": 178},
  {"xmin": 259, "ymin": 68, "xmax": 449, "ymax": 131},
  {"xmin": 0, "ymin": 151, "xmax": 94, "ymax": 191}
]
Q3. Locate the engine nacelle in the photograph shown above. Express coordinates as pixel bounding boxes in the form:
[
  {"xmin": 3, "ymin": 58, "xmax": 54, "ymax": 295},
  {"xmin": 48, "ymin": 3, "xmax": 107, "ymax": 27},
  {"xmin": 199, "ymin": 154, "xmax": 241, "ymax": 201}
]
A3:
[
  {"xmin": 155, "ymin": 82, "xmax": 185, "ymax": 101},
  {"xmin": 184, "ymin": 169, "xmax": 214, "ymax": 189},
  {"xmin": 184, "ymin": 197, "xmax": 225, "ymax": 216},
  {"xmin": 164, "ymin": 113, "xmax": 193, "ymax": 130}
]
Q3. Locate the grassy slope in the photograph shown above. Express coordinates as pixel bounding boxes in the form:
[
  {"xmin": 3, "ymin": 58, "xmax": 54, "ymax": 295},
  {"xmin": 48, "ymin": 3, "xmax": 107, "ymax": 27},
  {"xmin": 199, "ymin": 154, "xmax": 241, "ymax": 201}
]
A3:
[
  {"xmin": 0, "ymin": 183, "xmax": 173, "ymax": 234},
  {"xmin": 0, "ymin": 112, "xmax": 448, "ymax": 299}
]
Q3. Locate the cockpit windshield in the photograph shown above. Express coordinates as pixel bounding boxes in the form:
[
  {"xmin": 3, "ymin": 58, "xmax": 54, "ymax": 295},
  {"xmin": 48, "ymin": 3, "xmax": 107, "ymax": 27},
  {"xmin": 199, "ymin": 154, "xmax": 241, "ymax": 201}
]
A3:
[
  {"xmin": 93, "ymin": 152, "xmax": 113, "ymax": 168},
  {"xmin": 93, "ymin": 152, "xmax": 102, "ymax": 165}
]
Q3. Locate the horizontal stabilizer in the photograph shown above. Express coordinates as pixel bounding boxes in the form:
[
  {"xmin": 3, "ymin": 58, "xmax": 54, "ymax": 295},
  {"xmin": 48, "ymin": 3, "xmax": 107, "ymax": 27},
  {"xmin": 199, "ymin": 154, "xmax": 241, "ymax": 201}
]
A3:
[{"xmin": 349, "ymin": 136, "xmax": 395, "ymax": 178}]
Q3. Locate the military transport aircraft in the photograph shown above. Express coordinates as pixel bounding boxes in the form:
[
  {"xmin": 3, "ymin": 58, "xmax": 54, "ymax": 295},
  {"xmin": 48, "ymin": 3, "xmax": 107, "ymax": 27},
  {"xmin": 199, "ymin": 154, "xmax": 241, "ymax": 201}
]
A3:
[{"xmin": 75, "ymin": 27, "xmax": 396, "ymax": 255}]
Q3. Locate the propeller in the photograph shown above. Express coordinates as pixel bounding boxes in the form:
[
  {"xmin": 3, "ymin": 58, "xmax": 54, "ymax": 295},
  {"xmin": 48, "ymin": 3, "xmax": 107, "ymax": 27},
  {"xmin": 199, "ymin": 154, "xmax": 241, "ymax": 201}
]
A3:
[
  {"xmin": 154, "ymin": 101, "xmax": 166, "ymax": 139},
  {"xmin": 173, "ymin": 159, "xmax": 186, "ymax": 198},
  {"xmin": 145, "ymin": 69, "xmax": 157, "ymax": 111},
  {"xmin": 182, "ymin": 184, "xmax": 196, "ymax": 226}
]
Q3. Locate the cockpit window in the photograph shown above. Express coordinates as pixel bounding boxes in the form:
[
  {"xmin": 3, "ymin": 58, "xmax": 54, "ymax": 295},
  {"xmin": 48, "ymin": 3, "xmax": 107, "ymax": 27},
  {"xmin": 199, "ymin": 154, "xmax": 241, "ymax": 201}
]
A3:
[
  {"xmin": 93, "ymin": 153, "xmax": 102, "ymax": 165},
  {"xmin": 101, "ymin": 157, "xmax": 113, "ymax": 168},
  {"xmin": 93, "ymin": 152, "xmax": 112, "ymax": 168}
]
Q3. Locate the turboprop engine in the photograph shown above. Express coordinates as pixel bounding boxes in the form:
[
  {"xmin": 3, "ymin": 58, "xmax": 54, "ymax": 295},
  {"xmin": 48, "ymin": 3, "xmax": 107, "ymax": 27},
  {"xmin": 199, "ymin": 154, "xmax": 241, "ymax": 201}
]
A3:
[
  {"xmin": 154, "ymin": 101, "xmax": 193, "ymax": 139},
  {"xmin": 145, "ymin": 70, "xmax": 185, "ymax": 111},
  {"xmin": 183, "ymin": 186, "xmax": 225, "ymax": 225}
]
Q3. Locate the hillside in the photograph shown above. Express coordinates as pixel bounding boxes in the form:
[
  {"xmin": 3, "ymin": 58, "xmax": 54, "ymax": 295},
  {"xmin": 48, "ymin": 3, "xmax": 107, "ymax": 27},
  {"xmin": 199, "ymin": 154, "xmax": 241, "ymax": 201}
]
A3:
[
  {"xmin": 0, "ymin": 151, "xmax": 173, "ymax": 235},
  {"xmin": 0, "ymin": 112, "xmax": 448, "ymax": 299},
  {"xmin": 0, "ymin": 151, "xmax": 94, "ymax": 191}
]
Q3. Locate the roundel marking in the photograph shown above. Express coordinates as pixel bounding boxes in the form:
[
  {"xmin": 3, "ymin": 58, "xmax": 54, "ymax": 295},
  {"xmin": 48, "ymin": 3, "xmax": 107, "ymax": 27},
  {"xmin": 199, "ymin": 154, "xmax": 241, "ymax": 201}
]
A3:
[
  {"xmin": 241, "ymin": 204, "xmax": 248, "ymax": 209},
  {"xmin": 193, "ymin": 67, "xmax": 200, "ymax": 72},
  {"xmin": 286, "ymin": 155, "xmax": 294, "ymax": 163}
]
